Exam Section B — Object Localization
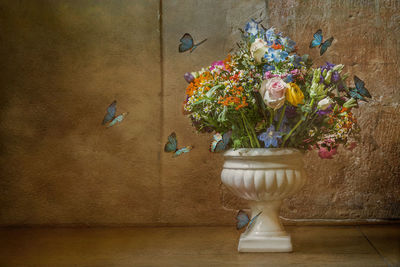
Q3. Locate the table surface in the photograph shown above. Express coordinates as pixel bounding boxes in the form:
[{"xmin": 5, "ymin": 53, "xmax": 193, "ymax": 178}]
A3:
[{"xmin": 0, "ymin": 225, "xmax": 399, "ymax": 267}]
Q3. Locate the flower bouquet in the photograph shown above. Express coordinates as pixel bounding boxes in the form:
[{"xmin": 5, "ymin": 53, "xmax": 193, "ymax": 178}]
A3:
[
  {"xmin": 182, "ymin": 20, "xmax": 370, "ymax": 158},
  {"xmin": 181, "ymin": 20, "xmax": 372, "ymax": 252}
]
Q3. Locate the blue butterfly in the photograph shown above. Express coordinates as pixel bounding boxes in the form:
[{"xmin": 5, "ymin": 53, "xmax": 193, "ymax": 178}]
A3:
[
  {"xmin": 210, "ymin": 131, "xmax": 232, "ymax": 152},
  {"xmin": 309, "ymin": 29, "xmax": 334, "ymax": 55},
  {"xmin": 179, "ymin": 33, "xmax": 207, "ymax": 53},
  {"xmin": 164, "ymin": 132, "xmax": 193, "ymax": 157},
  {"xmin": 236, "ymin": 210, "xmax": 262, "ymax": 231},
  {"xmin": 107, "ymin": 112, "xmax": 128, "ymax": 128},
  {"xmin": 102, "ymin": 101, "xmax": 128, "ymax": 128},
  {"xmin": 102, "ymin": 100, "xmax": 117, "ymax": 125},
  {"xmin": 348, "ymin": 76, "xmax": 371, "ymax": 102}
]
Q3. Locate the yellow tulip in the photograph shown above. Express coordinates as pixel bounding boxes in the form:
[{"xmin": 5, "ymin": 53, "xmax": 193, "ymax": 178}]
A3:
[{"xmin": 286, "ymin": 83, "xmax": 304, "ymax": 106}]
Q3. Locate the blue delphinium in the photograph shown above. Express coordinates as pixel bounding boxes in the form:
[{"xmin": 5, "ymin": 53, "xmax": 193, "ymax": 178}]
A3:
[
  {"xmin": 258, "ymin": 125, "xmax": 282, "ymax": 148},
  {"xmin": 264, "ymin": 48, "xmax": 288, "ymax": 63},
  {"xmin": 288, "ymin": 55, "xmax": 304, "ymax": 69},
  {"xmin": 284, "ymin": 74, "xmax": 293, "ymax": 83},
  {"xmin": 264, "ymin": 27, "xmax": 278, "ymax": 46},
  {"xmin": 263, "ymin": 64, "xmax": 275, "ymax": 72},
  {"xmin": 244, "ymin": 19, "xmax": 260, "ymax": 36},
  {"xmin": 279, "ymin": 36, "xmax": 296, "ymax": 52}
]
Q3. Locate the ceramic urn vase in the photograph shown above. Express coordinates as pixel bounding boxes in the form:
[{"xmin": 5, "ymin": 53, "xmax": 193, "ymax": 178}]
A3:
[{"xmin": 221, "ymin": 148, "xmax": 307, "ymax": 252}]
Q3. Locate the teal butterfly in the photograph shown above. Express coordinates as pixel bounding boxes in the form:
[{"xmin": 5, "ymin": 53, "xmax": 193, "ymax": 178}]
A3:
[
  {"xmin": 164, "ymin": 132, "xmax": 193, "ymax": 157},
  {"xmin": 102, "ymin": 100, "xmax": 117, "ymax": 125},
  {"xmin": 107, "ymin": 112, "xmax": 128, "ymax": 128},
  {"xmin": 348, "ymin": 75, "xmax": 371, "ymax": 102},
  {"xmin": 210, "ymin": 131, "xmax": 232, "ymax": 153},
  {"xmin": 179, "ymin": 33, "xmax": 207, "ymax": 53},
  {"xmin": 309, "ymin": 29, "xmax": 334, "ymax": 55},
  {"xmin": 102, "ymin": 101, "xmax": 128, "ymax": 128},
  {"xmin": 236, "ymin": 210, "xmax": 262, "ymax": 231}
]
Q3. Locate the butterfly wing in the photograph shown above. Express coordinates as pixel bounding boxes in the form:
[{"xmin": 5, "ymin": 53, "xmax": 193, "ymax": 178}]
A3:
[
  {"xmin": 179, "ymin": 33, "xmax": 194, "ymax": 53},
  {"xmin": 214, "ymin": 140, "xmax": 226, "ymax": 152},
  {"xmin": 245, "ymin": 211, "xmax": 262, "ymax": 233},
  {"xmin": 354, "ymin": 76, "xmax": 371, "ymax": 98},
  {"xmin": 236, "ymin": 210, "xmax": 250, "ymax": 230},
  {"xmin": 210, "ymin": 133, "xmax": 223, "ymax": 152},
  {"xmin": 107, "ymin": 112, "xmax": 128, "ymax": 128},
  {"xmin": 309, "ymin": 29, "xmax": 323, "ymax": 48},
  {"xmin": 102, "ymin": 100, "xmax": 117, "ymax": 125},
  {"xmin": 320, "ymin": 37, "xmax": 334, "ymax": 55},
  {"xmin": 349, "ymin": 88, "xmax": 368, "ymax": 102},
  {"xmin": 191, "ymin": 38, "xmax": 208, "ymax": 53},
  {"xmin": 173, "ymin": 146, "xmax": 193, "ymax": 157},
  {"xmin": 214, "ymin": 131, "xmax": 232, "ymax": 152},
  {"xmin": 164, "ymin": 132, "xmax": 178, "ymax": 152},
  {"xmin": 222, "ymin": 131, "xmax": 232, "ymax": 147}
]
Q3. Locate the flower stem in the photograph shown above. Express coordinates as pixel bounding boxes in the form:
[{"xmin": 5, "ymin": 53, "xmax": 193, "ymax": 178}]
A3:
[
  {"xmin": 268, "ymin": 108, "xmax": 274, "ymax": 126},
  {"xmin": 244, "ymin": 115, "xmax": 261, "ymax": 148},
  {"xmin": 282, "ymin": 119, "xmax": 302, "ymax": 146},
  {"xmin": 241, "ymin": 112, "xmax": 255, "ymax": 148},
  {"xmin": 282, "ymin": 99, "xmax": 314, "ymax": 146},
  {"xmin": 276, "ymin": 104, "xmax": 287, "ymax": 131}
]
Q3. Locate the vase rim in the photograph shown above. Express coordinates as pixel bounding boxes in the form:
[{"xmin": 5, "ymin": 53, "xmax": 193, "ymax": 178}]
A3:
[{"xmin": 223, "ymin": 148, "xmax": 303, "ymax": 157}]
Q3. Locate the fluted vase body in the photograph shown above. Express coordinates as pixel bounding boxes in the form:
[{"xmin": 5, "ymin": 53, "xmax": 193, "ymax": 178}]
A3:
[{"xmin": 221, "ymin": 148, "xmax": 307, "ymax": 252}]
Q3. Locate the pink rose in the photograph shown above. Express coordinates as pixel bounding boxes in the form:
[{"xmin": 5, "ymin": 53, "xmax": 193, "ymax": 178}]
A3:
[{"xmin": 259, "ymin": 77, "xmax": 288, "ymax": 110}]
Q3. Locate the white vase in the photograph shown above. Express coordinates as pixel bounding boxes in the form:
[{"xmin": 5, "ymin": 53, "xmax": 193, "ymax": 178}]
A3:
[{"xmin": 221, "ymin": 148, "xmax": 307, "ymax": 252}]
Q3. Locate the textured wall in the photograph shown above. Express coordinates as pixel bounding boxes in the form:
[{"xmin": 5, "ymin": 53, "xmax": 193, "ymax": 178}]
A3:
[
  {"xmin": 0, "ymin": 0, "xmax": 399, "ymax": 226},
  {"xmin": 0, "ymin": 0, "xmax": 162, "ymax": 225}
]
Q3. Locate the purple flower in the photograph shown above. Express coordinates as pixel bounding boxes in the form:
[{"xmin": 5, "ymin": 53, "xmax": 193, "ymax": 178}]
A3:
[
  {"xmin": 290, "ymin": 69, "xmax": 301, "ymax": 76},
  {"xmin": 258, "ymin": 125, "xmax": 282, "ymax": 148},
  {"xmin": 184, "ymin": 72, "xmax": 194, "ymax": 83},
  {"xmin": 264, "ymin": 71, "xmax": 277, "ymax": 79},
  {"xmin": 332, "ymin": 71, "xmax": 340, "ymax": 83},
  {"xmin": 285, "ymin": 105, "xmax": 298, "ymax": 118},
  {"xmin": 320, "ymin": 62, "xmax": 335, "ymax": 72},
  {"xmin": 319, "ymin": 75, "xmax": 325, "ymax": 84},
  {"xmin": 279, "ymin": 123, "xmax": 291, "ymax": 134}
]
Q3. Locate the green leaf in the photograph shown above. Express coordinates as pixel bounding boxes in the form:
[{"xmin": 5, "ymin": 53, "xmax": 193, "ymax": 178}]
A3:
[{"xmin": 205, "ymin": 85, "xmax": 222, "ymax": 98}]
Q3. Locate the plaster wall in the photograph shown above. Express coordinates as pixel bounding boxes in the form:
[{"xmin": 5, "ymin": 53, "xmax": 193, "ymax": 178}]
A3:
[{"xmin": 0, "ymin": 0, "xmax": 398, "ymax": 225}]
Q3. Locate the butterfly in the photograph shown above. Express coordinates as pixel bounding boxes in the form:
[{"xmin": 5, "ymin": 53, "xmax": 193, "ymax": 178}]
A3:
[
  {"xmin": 347, "ymin": 76, "xmax": 371, "ymax": 102},
  {"xmin": 164, "ymin": 132, "xmax": 193, "ymax": 157},
  {"xmin": 178, "ymin": 33, "xmax": 207, "ymax": 53},
  {"xmin": 210, "ymin": 131, "xmax": 232, "ymax": 152},
  {"xmin": 107, "ymin": 112, "xmax": 128, "ymax": 128},
  {"xmin": 236, "ymin": 210, "xmax": 262, "ymax": 232},
  {"xmin": 309, "ymin": 29, "xmax": 334, "ymax": 56},
  {"xmin": 102, "ymin": 100, "xmax": 128, "ymax": 127}
]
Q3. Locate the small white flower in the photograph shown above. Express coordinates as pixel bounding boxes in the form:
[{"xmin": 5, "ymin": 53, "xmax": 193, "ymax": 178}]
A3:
[
  {"xmin": 192, "ymin": 112, "xmax": 201, "ymax": 121},
  {"xmin": 317, "ymin": 97, "xmax": 333, "ymax": 110}
]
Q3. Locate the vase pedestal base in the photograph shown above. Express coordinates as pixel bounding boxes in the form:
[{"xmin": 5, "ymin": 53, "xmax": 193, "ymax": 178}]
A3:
[{"xmin": 238, "ymin": 234, "xmax": 292, "ymax": 253}]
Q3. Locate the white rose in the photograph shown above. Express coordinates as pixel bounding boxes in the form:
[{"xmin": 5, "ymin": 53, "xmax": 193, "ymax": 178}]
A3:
[
  {"xmin": 250, "ymin": 38, "xmax": 267, "ymax": 64},
  {"xmin": 317, "ymin": 97, "xmax": 333, "ymax": 110}
]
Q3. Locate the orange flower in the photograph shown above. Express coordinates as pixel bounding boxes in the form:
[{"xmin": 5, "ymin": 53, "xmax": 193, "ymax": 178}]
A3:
[{"xmin": 271, "ymin": 42, "xmax": 283, "ymax": 50}]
